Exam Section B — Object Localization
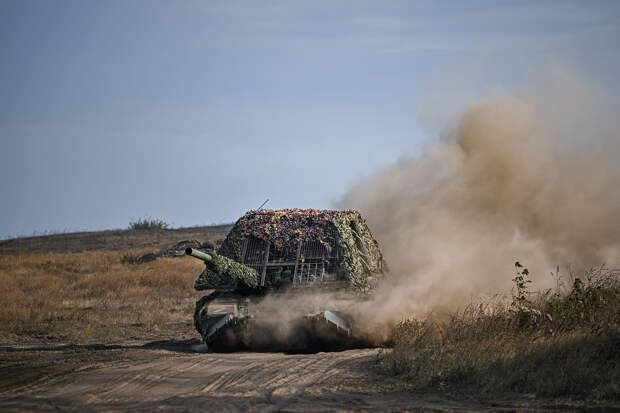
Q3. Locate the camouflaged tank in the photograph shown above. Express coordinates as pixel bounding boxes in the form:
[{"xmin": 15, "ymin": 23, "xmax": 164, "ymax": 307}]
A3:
[{"xmin": 187, "ymin": 209, "xmax": 386, "ymax": 351}]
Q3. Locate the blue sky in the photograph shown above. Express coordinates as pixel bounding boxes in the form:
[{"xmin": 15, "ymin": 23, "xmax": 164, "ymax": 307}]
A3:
[{"xmin": 1, "ymin": 1, "xmax": 619, "ymax": 238}]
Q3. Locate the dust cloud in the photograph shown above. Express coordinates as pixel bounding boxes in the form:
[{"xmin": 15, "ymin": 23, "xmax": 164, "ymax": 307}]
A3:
[
  {"xmin": 341, "ymin": 65, "xmax": 620, "ymax": 324},
  {"xmin": 213, "ymin": 291, "xmax": 368, "ymax": 351}
]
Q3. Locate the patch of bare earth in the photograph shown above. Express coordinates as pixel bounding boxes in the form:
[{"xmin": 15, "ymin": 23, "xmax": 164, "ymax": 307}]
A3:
[{"xmin": 1, "ymin": 346, "xmax": 595, "ymax": 412}]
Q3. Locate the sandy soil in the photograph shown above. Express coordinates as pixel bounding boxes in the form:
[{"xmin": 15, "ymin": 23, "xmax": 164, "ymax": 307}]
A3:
[{"xmin": 0, "ymin": 343, "xmax": 595, "ymax": 413}]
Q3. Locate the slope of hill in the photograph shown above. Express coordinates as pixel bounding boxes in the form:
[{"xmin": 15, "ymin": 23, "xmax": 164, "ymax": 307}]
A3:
[{"xmin": 0, "ymin": 225, "xmax": 232, "ymax": 255}]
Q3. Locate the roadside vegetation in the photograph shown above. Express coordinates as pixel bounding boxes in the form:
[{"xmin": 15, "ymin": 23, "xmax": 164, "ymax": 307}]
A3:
[
  {"xmin": 383, "ymin": 263, "xmax": 620, "ymax": 401},
  {"xmin": 0, "ymin": 250, "xmax": 204, "ymax": 344}
]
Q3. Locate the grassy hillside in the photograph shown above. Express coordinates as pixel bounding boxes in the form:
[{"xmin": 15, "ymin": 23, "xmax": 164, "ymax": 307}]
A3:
[
  {"xmin": 0, "ymin": 225, "xmax": 232, "ymax": 255},
  {"xmin": 0, "ymin": 226, "xmax": 230, "ymax": 345},
  {"xmin": 0, "ymin": 250, "xmax": 210, "ymax": 345}
]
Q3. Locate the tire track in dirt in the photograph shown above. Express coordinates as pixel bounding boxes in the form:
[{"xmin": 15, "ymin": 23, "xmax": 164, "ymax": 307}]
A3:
[{"xmin": 0, "ymin": 349, "xmax": 571, "ymax": 412}]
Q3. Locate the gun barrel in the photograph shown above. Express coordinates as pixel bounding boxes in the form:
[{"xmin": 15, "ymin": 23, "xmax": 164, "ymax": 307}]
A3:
[{"xmin": 185, "ymin": 248, "xmax": 212, "ymax": 262}]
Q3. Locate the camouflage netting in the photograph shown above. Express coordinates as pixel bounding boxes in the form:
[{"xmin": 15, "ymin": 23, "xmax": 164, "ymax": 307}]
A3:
[
  {"xmin": 194, "ymin": 253, "xmax": 259, "ymax": 291},
  {"xmin": 217, "ymin": 209, "xmax": 386, "ymax": 291}
]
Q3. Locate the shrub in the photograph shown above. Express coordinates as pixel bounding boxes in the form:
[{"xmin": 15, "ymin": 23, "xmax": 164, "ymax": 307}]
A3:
[
  {"xmin": 120, "ymin": 253, "xmax": 141, "ymax": 265},
  {"xmin": 128, "ymin": 217, "xmax": 170, "ymax": 230}
]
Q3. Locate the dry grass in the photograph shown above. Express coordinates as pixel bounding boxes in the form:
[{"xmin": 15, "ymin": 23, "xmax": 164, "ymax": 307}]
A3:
[
  {"xmin": 383, "ymin": 265, "xmax": 620, "ymax": 400},
  {"xmin": 0, "ymin": 250, "xmax": 205, "ymax": 344},
  {"xmin": 0, "ymin": 225, "xmax": 232, "ymax": 254}
]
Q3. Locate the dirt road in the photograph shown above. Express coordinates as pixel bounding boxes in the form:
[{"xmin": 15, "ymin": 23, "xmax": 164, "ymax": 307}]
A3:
[{"xmin": 0, "ymin": 344, "xmax": 540, "ymax": 412}]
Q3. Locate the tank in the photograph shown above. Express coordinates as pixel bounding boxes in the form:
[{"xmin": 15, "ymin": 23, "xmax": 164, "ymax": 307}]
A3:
[{"xmin": 187, "ymin": 208, "xmax": 386, "ymax": 352}]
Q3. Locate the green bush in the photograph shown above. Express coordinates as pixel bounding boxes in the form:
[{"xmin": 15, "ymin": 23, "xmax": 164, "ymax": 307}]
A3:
[
  {"xmin": 120, "ymin": 253, "xmax": 141, "ymax": 265},
  {"xmin": 128, "ymin": 217, "xmax": 170, "ymax": 230}
]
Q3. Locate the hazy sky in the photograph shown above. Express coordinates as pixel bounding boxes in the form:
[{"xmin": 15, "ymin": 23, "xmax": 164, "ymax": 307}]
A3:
[{"xmin": 1, "ymin": 1, "xmax": 619, "ymax": 238}]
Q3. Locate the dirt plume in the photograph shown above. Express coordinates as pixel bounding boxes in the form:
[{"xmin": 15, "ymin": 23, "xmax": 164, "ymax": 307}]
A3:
[
  {"xmin": 341, "ymin": 65, "xmax": 620, "ymax": 324},
  {"xmin": 210, "ymin": 291, "xmax": 370, "ymax": 352}
]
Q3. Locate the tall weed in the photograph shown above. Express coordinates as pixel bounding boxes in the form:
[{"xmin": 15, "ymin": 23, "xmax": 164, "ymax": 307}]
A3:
[{"xmin": 384, "ymin": 264, "xmax": 620, "ymax": 400}]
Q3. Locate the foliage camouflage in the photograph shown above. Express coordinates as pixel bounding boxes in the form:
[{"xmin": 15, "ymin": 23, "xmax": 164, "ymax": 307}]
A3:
[
  {"xmin": 194, "ymin": 253, "xmax": 259, "ymax": 290},
  {"xmin": 217, "ymin": 209, "xmax": 385, "ymax": 291}
]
